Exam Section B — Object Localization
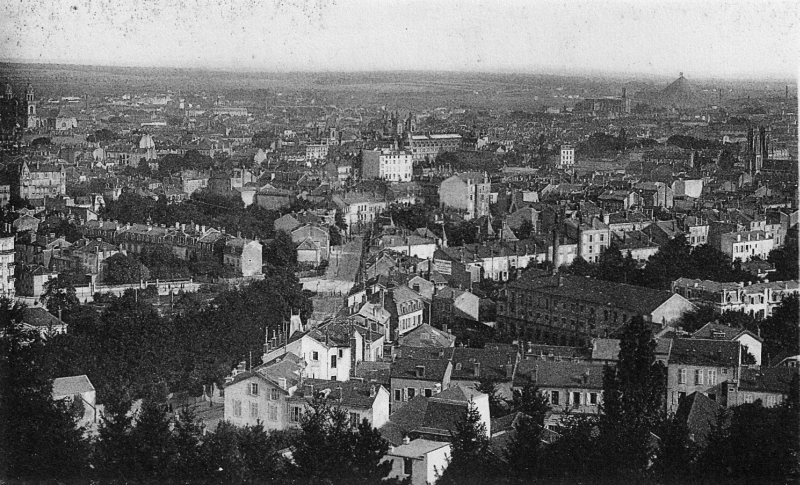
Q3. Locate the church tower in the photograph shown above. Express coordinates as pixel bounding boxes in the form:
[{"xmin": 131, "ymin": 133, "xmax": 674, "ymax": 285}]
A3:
[{"xmin": 24, "ymin": 83, "xmax": 37, "ymax": 128}]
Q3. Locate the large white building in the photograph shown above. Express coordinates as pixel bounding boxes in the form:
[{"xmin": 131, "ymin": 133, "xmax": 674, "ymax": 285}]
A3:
[
  {"xmin": 0, "ymin": 235, "xmax": 14, "ymax": 298},
  {"xmin": 720, "ymin": 231, "xmax": 774, "ymax": 262},
  {"xmin": 362, "ymin": 148, "xmax": 413, "ymax": 182},
  {"xmin": 559, "ymin": 145, "xmax": 575, "ymax": 170},
  {"xmin": 406, "ymin": 134, "xmax": 462, "ymax": 162}
]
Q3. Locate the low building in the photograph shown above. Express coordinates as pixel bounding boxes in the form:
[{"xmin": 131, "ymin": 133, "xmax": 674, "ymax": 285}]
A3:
[
  {"xmin": 390, "ymin": 348, "xmax": 454, "ymax": 412},
  {"xmin": 691, "ymin": 322, "xmax": 763, "ymax": 365},
  {"xmin": 666, "ymin": 338, "xmax": 741, "ymax": 414},
  {"xmin": 288, "ymin": 378, "xmax": 391, "ymax": 429},
  {"xmin": 384, "ymin": 439, "xmax": 451, "ymax": 485},
  {"xmin": 723, "ymin": 367, "xmax": 799, "ymax": 408},
  {"xmin": 223, "ymin": 238, "xmax": 263, "ymax": 277},
  {"xmin": 719, "ymin": 231, "xmax": 774, "ymax": 262},
  {"xmin": 52, "ymin": 375, "xmax": 97, "ymax": 428},
  {"xmin": 513, "ymin": 359, "xmax": 605, "ymax": 428},
  {"xmin": 672, "ymin": 278, "xmax": 799, "ymax": 320}
]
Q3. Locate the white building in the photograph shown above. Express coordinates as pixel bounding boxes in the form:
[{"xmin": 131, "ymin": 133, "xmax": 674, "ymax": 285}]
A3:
[
  {"xmin": 384, "ymin": 439, "xmax": 452, "ymax": 485},
  {"xmin": 559, "ymin": 145, "xmax": 575, "ymax": 170},
  {"xmin": 262, "ymin": 324, "xmax": 352, "ymax": 382},
  {"xmin": 362, "ymin": 148, "xmax": 413, "ymax": 182},
  {"xmin": 0, "ymin": 235, "xmax": 14, "ymax": 297},
  {"xmin": 720, "ymin": 231, "xmax": 774, "ymax": 262}
]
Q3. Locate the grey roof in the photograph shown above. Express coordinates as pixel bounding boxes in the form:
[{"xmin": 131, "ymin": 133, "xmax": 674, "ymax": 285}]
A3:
[
  {"xmin": 52, "ymin": 375, "xmax": 94, "ymax": 397},
  {"xmin": 669, "ymin": 338, "xmax": 739, "ymax": 367}
]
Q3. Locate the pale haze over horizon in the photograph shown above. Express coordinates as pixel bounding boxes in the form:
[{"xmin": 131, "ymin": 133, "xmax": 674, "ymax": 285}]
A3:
[{"xmin": 1, "ymin": 0, "xmax": 797, "ymax": 80}]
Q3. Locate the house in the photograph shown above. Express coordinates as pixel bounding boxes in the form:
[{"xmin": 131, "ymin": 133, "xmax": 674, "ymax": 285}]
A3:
[
  {"xmin": 288, "ymin": 378, "xmax": 391, "ymax": 428},
  {"xmin": 722, "ymin": 367, "xmax": 799, "ymax": 408},
  {"xmin": 21, "ymin": 307, "xmax": 67, "ymax": 338},
  {"xmin": 330, "ymin": 192, "xmax": 387, "ymax": 235},
  {"xmin": 262, "ymin": 323, "xmax": 352, "ymax": 382},
  {"xmin": 674, "ymin": 391, "xmax": 725, "ymax": 447},
  {"xmin": 223, "ymin": 354, "xmax": 304, "ymax": 431},
  {"xmin": 719, "ymin": 230, "xmax": 774, "ymax": 262},
  {"xmin": 381, "ymin": 383, "xmax": 491, "ymax": 445},
  {"xmin": 672, "ymin": 278, "xmax": 799, "ymax": 320},
  {"xmin": 513, "ymin": 360, "xmax": 605, "ymax": 428},
  {"xmin": 223, "ymin": 238, "xmax": 263, "ymax": 277},
  {"xmin": 432, "ymin": 287, "xmax": 481, "ymax": 326},
  {"xmin": 691, "ymin": 322, "xmax": 763, "ymax": 365},
  {"xmin": 377, "ymin": 234, "xmax": 437, "ymax": 260},
  {"xmin": 290, "ymin": 224, "xmax": 330, "ymax": 265},
  {"xmin": 383, "ymin": 439, "xmax": 451, "ymax": 485},
  {"xmin": 52, "ymin": 375, "xmax": 97, "ymax": 428},
  {"xmin": 390, "ymin": 347, "xmax": 454, "ymax": 412},
  {"xmin": 438, "ymin": 172, "xmax": 491, "ymax": 220},
  {"xmin": 449, "ymin": 346, "xmax": 520, "ymax": 400},
  {"xmin": 666, "ymin": 338, "xmax": 741, "ymax": 413},
  {"xmin": 398, "ymin": 323, "xmax": 456, "ymax": 349},
  {"xmin": 390, "ymin": 285, "xmax": 426, "ymax": 340}
]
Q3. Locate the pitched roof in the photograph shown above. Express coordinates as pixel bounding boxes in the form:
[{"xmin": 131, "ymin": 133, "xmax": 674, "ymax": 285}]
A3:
[
  {"xmin": 52, "ymin": 375, "xmax": 94, "ymax": 397},
  {"xmin": 391, "ymin": 357, "xmax": 452, "ymax": 383},
  {"xmin": 388, "ymin": 439, "xmax": 450, "ymax": 458},
  {"xmin": 674, "ymin": 392, "xmax": 724, "ymax": 446},
  {"xmin": 691, "ymin": 323, "xmax": 761, "ymax": 342},
  {"xmin": 508, "ymin": 273, "xmax": 680, "ymax": 316},
  {"xmin": 668, "ymin": 338, "xmax": 740, "ymax": 367},
  {"xmin": 450, "ymin": 347, "xmax": 518, "ymax": 382},
  {"xmin": 398, "ymin": 323, "xmax": 456, "ymax": 348},
  {"xmin": 290, "ymin": 378, "xmax": 384, "ymax": 409},
  {"xmin": 738, "ymin": 367, "xmax": 798, "ymax": 394},
  {"xmin": 22, "ymin": 307, "xmax": 64, "ymax": 328},
  {"xmin": 514, "ymin": 360, "xmax": 606, "ymax": 389}
]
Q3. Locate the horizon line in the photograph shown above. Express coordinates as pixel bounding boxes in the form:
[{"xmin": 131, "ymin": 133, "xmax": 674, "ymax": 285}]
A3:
[{"xmin": 1, "ymin": 58, "xmax": 796, "ymax": 84}]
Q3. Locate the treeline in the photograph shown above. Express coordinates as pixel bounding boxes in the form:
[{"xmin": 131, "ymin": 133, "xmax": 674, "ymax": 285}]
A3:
[
  {"xmin": 42, "ymin": 265, "xmax": 309, "ymax": 405},
  {"xmin": 441, "ymin": 316, "xmax": 800, "ymax": 485},
  {"xmin": 562, "ymin": 235, "xmax": 760, "ymax": 290},
  {"xmin": 1, "ymin": 308, "xmax": 401, "ymax": 484},
  {"xmin": 103, "ymin": 190, "xmax": 281, "ymax": 242}
]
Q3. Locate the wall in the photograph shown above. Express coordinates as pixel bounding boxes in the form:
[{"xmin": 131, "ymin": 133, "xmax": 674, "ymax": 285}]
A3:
[{"xmin": 224, "ymin": 376, "xmax": 289, "ymax": 431}]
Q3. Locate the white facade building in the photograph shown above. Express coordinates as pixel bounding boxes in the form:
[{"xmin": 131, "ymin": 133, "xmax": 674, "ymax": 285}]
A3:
[
  {"xmin": 559, "ymin": 145, "xmax": 575, "ymax": 170},
  {"xmin": 362, "ymin": 149, "xmax": 413, "ymax": 182}
]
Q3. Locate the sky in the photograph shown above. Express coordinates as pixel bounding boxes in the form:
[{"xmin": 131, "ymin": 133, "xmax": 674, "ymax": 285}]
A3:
[{"xmin": 1, "ymin": 0, "xmax": 797, "ymax": 79}]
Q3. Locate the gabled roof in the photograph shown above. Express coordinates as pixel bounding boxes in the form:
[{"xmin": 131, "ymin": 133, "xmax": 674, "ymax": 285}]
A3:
[
  {"xmin": 669, "ymin": 338, "xmax": 739, "ymax": 367},
  {"xmin": 290, "ymin": 378, "xmax": 385, "ymax": 409},
  {"xmin": 674, "ymin": 392, "xmax": 724, "ymax": 446},
  {"xmin": 52, "ymin": 375, "xmax": 94, "ymax": 398},
  {"xmin": 398, "ymin": 323, "xmax": 456, "ymax": 348},
  {"xmin": 22, "ymin": 307, "xmax": 65, "ymax": 328},
  {"xmin": 514, "ymin": 359, "xmax": 605, "ymax": 389},
  {"xmin": 450, "ymin": 347, "xmax": 518, "ymax": 382},
  {"xmin": 691, "ymin": 323, "xmax": 761, "ymax": 343}
]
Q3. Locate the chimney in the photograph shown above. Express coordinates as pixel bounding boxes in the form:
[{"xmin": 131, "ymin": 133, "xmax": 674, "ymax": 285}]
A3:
[
  {"xmin": 304, "ymin": 383, "xmax": 314, "ymax": 397},
  {"xmin": 504, "ymin": 363, "xmax": 514, "ymax": 378},
  {"xmin": 370, "ymin": 385, "xmax": 376, "ymax": 398},
  {"xmin": 583, "ymin": 369, "xmax": 590, "ymax": 385},
  {"xmin": 473, "ymin": 362, "xmax": 481, "ymax": 378},
  {"xmin": 402, "ymin": 436, "xmax": 411, "ymax": 445},
  {"xmin": 336, "ymin": 386, "xmax": 343, "ymax": 402}
]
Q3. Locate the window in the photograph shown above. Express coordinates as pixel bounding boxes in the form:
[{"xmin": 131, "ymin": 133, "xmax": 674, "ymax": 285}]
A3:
[
  {"xmin": 589, "ymin": 393, "xmax": 598, "ymax": 405},
  {"xmin": 290, "ymin": 406, "xmax": 302, "ymax": 422},
  {"xmin": 339, "ymin": 349, "xmax": 344, "ymax": 358},
  {"xmin": 551, "ymin": 391, "xmax": 560, "ymax": 406},
  {"xmin": 233, "ymin": 399, "xmax": 242, "ymax": 418},
  {"xmin": 708, "ymin": 370, "xmax": 717, "ymax": 385},
  {"xmin": 424, "ymin": 388, "xmax": 433, "ymax": 398},
  {"xmin": 679, "ymin": 369, "xmax": 686, "ymax": 384},
  {"xmin": 268, "ymin": 404, "xmax": 278, "ymax": 421},
  {"xmin": 270, "ymin": 389, "xmax": 280, "ymax": 401},
  {"xmin": 407, "ymin": 388, "xmax": 416, "ymax": 400},
  {"xmin": 331, "ymin": 355, "xmax": 337, "ymax": 369},
  {"xmin": 395, "ymin": 389, "xmax": 402, "ymax": 401},
  {"xmin": 250, "ymin": 383, "xmax": 259, "ymax": 396},
  {"xmin": 312, "ymin": 351, "xmax": 319, "ymax": 361},
  {"xmin": 695, "ymin": 369, "xmax": 704, "ymax": 385},
  {"xmin": 572, "ymin": 392, "xmax": 581, "ymax": 406},
  {"xmin": 350, "ymin": 412, "xmax": 360, "ymax": 427},
  {"xmin": 403, "ymin": 457, "xmax": 413, "ymax": 476},
  {"xmin": 250, "ymin": 402, "xmax": 259, "ymax": 419}
]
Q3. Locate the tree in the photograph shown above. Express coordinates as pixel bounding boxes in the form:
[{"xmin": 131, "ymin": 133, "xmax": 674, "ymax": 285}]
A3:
[
  {"xmin": 169, "ymin": 407, "xmax": 206, "ymax": 481},
  {"xmin": 130, "ymin": 399, "xmax": 175, "ymax": 481},
  {"xmin": 438, "ymin": 401, "xmax": 495, "ymax": 484},
  {"xmin": 329, "ymin": 224, "xmax": 343, "ymax": 247},
  {"xmin": 291, "ymin": 398, "xmax": 393, "ymax": 485},
  {"xmin": 265, "ymin": 230, "xmax": 298, "ymax": 270},
  {"xmin": 516, "ymin": 219, "xmax": 534, "ymax": 240},
  {"xmin": 104, "ymin": 252, "xmax": 150, "ymax": 284},
  {"xmin": 598, "ymin": 315, "xmax": 666, "ymax": 478},
  {"xmin": 760, "ymin": 294, "xmax": 800, "ymax": 362},
  {"xmin": 95, "ymin": 392, "xmax": 138, "ymax": 479},
  {"xmin": 202, "ymin": 421, "xmax": 246, "ymax": 483},
  {"xmin": 476, "ymin": 376, "xmax": 506, "ymax": 417},
  {"xmin": 504, "ymin": 414, "xmax": 544, "ymax": 480},
  {"xmin": 768, "ymin": 226, "xmax": 798, "ymax": 281},
  {"xmin": 41, "ymin": 274, "xmax": 80, "ymax": 319},
  {"xmin": 507, "ymin": 382, "xmax": 550, "ymax": 423},
  {"xmin": 0, "ymin": 298, "xmax": 89, "ymax": 481}
]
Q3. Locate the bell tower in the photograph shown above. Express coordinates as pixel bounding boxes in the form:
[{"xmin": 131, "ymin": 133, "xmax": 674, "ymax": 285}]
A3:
[{"xmin": 24, "ymin": 83, "xmax": 37, "ymax": 128}]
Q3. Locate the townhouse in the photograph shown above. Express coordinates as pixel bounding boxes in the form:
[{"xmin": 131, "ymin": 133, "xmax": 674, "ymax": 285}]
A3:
[{"xmin": 666, "ymin": 338, "xmax": 740, "ymax": 414}]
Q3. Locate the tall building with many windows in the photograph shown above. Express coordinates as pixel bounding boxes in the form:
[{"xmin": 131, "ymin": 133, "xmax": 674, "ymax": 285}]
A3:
[{"xmin": 362, "ymin": 148, "xmax": 413, "ymax": 182}]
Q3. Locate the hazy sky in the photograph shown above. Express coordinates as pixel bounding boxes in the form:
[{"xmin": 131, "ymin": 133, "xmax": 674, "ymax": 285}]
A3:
[{"xmin": 1, "ymin": 0, "xmax": 797, "ymax": 79}]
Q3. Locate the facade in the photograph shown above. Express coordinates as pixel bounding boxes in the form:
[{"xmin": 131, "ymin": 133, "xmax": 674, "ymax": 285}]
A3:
[
  {"xmin": 564, "ymin": 217, "xmax": 611, "ymax": 263},
  {"xmin": 0, "ymin": 235, "xmax": 14, "ymax": 297},
  {"xmin": 514, "ymin": 360, "xmax": 605, "ymax": 428},
  {"xmin": 559, "ymin": 145, "xmax": 575, "ymax": 170},
  {"xmin": 438, "ymin": 173, "xmax": 491, "ymax": 220},
  {"xmin": 666, "ymin": 338, "xmax": 740, "ymax": 414},
  {"xmin": 223, "ymin": 238, "xmax": 263, "ymax": 277},
  {"xmin": 719, "ymin": 231, "xmax": 774, "ymax": 262},
  {"xmin": 392, "ymin": 286, "xmax": 426, "ymax": 339},
  {"xmin": 291, "ymin": 224, "xmax": 330, "ymax": 265},
  {"xmin": 672, "ymin": 278, "xmax": 799, "ymax": 320},
  {"xmin": 288, "ymin": 379, "xmax": 391, "ymax": 429},
  {"xmin": 15, "ymin": 161, "xmax": 66, "ymax": 200},
  {"xmin": 331, "ymin": 193, "xmax": 387, "ymax": 234},
  {"xmin": 390, "ymin": 353, "xmax": 453, "ymax": 412},
  {"xmin": 499, "ymin": 272, "xmax": 695, "ymax": 347},
  {"xmin": 723, "ymin": 367, "xmax": 799, "ymax": 408},
  {"xmin": 262, "ymin": 326, "xmax": 352, "ymax": 382},
  {"xmin": 384, "ymin": 439, "xmax": 451, "ymax": 485},
  {"xmin": 405, "ymin": 134, "xmax": 462, "ymax": 162},
  {"xmin": 362, "ymin": 148, "xmax": 413, "ymax": 182}
]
